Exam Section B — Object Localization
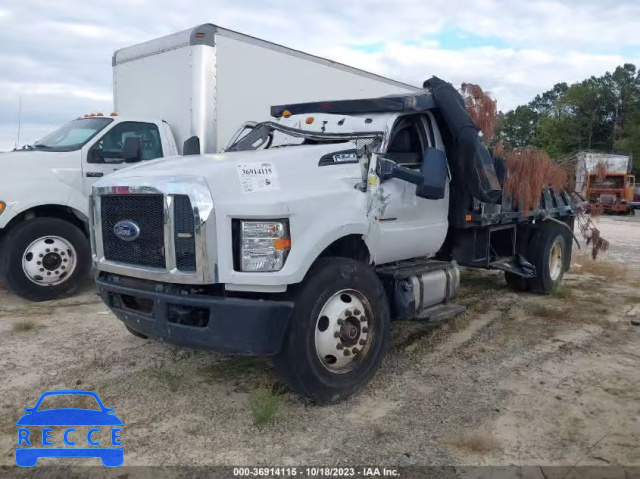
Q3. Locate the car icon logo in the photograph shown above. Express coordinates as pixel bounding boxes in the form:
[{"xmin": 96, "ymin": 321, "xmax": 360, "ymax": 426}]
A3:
[
  {"xmin": 113, "ymin": 220, "xmax": 140, "ymax": 242},
  {"xmin": 15, "ymin": 390, "xmax": 123, "ymax": 467}
]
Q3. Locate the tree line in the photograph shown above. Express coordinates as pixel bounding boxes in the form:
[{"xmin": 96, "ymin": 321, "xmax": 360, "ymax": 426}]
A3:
[{"xmin": 495, "ymin": 63, "xmax": 640, "ymax": 170}]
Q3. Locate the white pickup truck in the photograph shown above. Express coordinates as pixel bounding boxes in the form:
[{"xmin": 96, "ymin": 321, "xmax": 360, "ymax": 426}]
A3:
[
  {"xmin": 91, "ymin": 78, "xmax": 576, "ymax": 403},
  {"xmin": 0, "ymin": 23, "xmax": 418, "ymax": 301}
]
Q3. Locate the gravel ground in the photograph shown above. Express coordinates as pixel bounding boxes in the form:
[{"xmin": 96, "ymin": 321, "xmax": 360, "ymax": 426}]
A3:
[{"xmin": 0, "ymin": 217, "xmax": 638, "ymax": 472}]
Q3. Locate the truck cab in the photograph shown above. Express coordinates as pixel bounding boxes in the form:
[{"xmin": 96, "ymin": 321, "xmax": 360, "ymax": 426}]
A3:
[
  {"xmin": 90, "ymin": 84, "xmax": 575, "ymax": 403},
  {"xmin": 0, "ymin": 115, "xmax": 178, "ymax": 301},
  {"xmin": 586, "ymin": 172, "xmax": 636, "ymax": 215}
]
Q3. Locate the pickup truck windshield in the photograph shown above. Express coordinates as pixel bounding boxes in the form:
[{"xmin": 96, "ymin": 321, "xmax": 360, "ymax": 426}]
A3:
[
  {"xmin": 33, "ymin": 117, "xmax": 113, "ymax": 152},
  {"xmin": 226, "ymin": 122, "xmax": 382, "ymax": 152}
]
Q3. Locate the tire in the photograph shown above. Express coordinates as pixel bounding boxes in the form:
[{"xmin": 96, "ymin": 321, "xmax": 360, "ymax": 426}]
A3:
[
  {"xmin": 504, "ymin": 271, "xmax": 530, "ymax": 292},
  {"xmin": 526, "ymin": 226, "xmax": 566, "ymax": 294},
  {"xmin": 274, "ymin": 257, "xmax": 390, "ymax": 404},
  {"xmin": 126, "ymin": 325, "xmax": 148, "ymax": 339},
  {"xmin": 0, "ymin": 218, "xmax": 91, "ymax": 302}
]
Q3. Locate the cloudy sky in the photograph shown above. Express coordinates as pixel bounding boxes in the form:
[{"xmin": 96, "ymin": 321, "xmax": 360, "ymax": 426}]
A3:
[{"xmin": 1, "ymin": 0, "xmax": 640, "ymax": 150}]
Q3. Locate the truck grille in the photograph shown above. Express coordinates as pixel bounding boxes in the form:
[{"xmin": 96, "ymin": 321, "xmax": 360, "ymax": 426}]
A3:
[
  {"xmin": 101, "ymin": 195, "xmax": 166, "ymax": 268},
  {"xmin": 174, "ymin": 195, "xmax": 196, "ymax": 271}
]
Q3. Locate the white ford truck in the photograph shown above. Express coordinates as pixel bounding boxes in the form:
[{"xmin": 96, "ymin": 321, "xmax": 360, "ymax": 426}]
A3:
[
  {"xmin": 0, "ymin": 23, "xmax": 418, "ymax": 301},
  {"xmin": 91, "ymin": 78, "xmax": 576, "ymax": 403}
]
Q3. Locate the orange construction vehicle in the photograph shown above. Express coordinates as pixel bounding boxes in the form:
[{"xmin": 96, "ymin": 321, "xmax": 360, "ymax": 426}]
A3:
[{"xmin": 586, "ymin": 172, "xmax": 636, "ymax": 215}]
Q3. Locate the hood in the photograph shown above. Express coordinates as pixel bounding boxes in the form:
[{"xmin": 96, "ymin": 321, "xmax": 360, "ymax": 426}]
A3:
[
  {"xmin": 0, "ymin": 149, "xmax": 80, "ymax": 184},
  {"xmin": 96, "ymin": 143, "xmax": 364, "ymax": 204}
]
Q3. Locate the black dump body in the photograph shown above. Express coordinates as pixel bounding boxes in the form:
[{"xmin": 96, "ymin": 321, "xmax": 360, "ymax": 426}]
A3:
[{"xmin": 272, "ymin": 77, "xmax": 575, "ymax": 271}]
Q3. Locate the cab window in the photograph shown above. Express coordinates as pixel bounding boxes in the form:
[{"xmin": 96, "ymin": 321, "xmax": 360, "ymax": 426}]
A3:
[
  {"xmin": 88, "ymin": 122, "xmax": 163, "ymax": 163},
  {"xmin": 386, "ymin": 116, "xmax": 428, "ymax": 168}
]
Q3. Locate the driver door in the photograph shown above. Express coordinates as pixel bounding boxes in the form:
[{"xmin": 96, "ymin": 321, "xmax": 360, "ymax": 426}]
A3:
[
  {"xmin": 81, "ymin": 121, "xmax": 164, "ymax": 197},
  {"xmin": 371, "ymin": 113, "xmax": 449, "ymax": 264}
]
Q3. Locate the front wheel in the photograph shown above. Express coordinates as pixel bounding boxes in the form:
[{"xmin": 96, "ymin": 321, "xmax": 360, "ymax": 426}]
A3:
[
  {"xmin": 0, "ymin": 218, "xmax": 91, "ymax": 302},
  {"xmin": 274, "ymin": 257, "xmax": 390, "ymax": 404}
]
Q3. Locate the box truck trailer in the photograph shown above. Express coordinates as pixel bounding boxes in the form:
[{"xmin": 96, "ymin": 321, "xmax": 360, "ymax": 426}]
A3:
[{"xmin": 0, "ymin": 23, "xmax": 420, "ymax": 302}]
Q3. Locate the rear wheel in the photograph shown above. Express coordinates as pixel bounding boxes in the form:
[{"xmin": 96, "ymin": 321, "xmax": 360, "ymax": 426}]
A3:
[
  {"xmin": 0, "ymin": 218, "xmax": 91, "ymax": 301},
  {"xmin": 274, "ymin": 257, "xmax": 390, "ymax": 404},
  {"xmin": 504, "ymin": 271, "xmax": 530, "ymax": 292},
  {"xmin": 527, "ymin": 226, "xmax": 566, "ymax": 294}
]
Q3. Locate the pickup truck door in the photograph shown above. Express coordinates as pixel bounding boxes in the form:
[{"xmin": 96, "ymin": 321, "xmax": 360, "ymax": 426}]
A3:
[
  {"xmin": 81, "ymin": 120, "xmax": 166, "ymax": 197},
  {"xmin": 370, "ymin": 113, "xmax": 449, "ymax": 264}
]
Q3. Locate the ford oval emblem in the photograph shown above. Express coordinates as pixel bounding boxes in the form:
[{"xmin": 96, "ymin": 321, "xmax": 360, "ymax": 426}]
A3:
[{"xmin": 113, "ymin": 220, "xmax": 141, "ymax": 242}]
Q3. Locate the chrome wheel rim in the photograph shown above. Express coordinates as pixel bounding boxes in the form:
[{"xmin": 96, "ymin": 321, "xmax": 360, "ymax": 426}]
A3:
[
  {"xmin": 549, "ymin": 239, "xmax": 563, "ymax": 281},
  {"xmin": 315, "ymin": 289, "xmax": 373, "ymax": 373},
  {"xmin": 22, "ymin": 236, "xmax": 77, "ymax": 286}
]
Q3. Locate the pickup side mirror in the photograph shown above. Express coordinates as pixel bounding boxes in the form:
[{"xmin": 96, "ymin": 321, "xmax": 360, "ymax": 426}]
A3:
[
  {"xmin": 183, "ymin": 136, "xmax": 201, "ymax": 156},
  {"xmin": 416, "ymin": 147, "xmax": 448, "ymax": 200},
  {"xmin": 122, "ymin": 136, "xmax": 142, "ymax": 163},
  {"xmin": 378, "ymin": 147, "xmax": 448, "ymax": 200}
]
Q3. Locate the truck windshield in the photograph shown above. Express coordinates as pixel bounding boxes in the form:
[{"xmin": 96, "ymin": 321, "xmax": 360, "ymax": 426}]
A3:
[
  {"xmin": 226, "ymin": 122, "xmax": 382, "ymax": 153},
  {"xmin": 33, "ymin": 118, "xmax": 113, "ymax": 152}
]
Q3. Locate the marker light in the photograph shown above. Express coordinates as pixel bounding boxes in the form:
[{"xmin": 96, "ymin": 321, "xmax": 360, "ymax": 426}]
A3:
[
  {"xmin": 306, "ymin": 117, "xmax": 314, "ymax": 125},
  {"xmin": 282, "ymin": 110, "xmax": 291, "ymax": 118}
]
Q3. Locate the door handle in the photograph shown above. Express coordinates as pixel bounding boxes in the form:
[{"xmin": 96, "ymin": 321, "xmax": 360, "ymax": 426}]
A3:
[{"xmin": 86, "ymin": 172, "xmax": 104, "ymax": 178}]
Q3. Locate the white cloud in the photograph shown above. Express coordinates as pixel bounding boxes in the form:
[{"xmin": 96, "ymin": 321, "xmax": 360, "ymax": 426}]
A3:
[{"xmin": 1, "ymin": 0, "xmax": 640, "ymax": 150}]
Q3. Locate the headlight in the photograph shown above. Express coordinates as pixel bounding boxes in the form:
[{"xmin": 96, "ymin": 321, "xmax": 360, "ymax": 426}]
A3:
[{"xmin": 240, "ymin": 220, "xmax": 291, "ymax": 272}]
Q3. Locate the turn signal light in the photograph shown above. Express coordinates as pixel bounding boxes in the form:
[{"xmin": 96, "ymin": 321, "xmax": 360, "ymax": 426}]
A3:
[
  {"xmin": 0, "ymin": 201, "xmax": 5, "ymax": 215},
  {"xmin": 274, "ymin": 238, "xmax": 292, "ymax": 251}
]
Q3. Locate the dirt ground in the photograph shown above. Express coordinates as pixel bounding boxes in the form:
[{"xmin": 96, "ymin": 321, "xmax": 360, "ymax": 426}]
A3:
[{"xmin": 0, "ymin": 216, "xmax": 639, "ymax": 471}]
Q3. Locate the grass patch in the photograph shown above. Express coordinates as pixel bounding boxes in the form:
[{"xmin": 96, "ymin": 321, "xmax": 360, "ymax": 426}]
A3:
[
  {"xmin": 573, "ymin": 254, "xmax": 628, "ymax": 280},
  {"xmin": 450, "ymin": 432, "xmax": 499, "ymax": 454},
  {"xmin": 524, "ymin": 304, "xmax": 558, "ymax": 318},
  {"xmin": 248, "ymin": 387, "xmax": 279, "ymax": 427},
  {"xmin": 203, "ymin": 357, "xmax": 270, "ymax": 381},
  {"xmin": 13, "ymin": 320, "xmax": 40, "ymax": 332},
  {"xmin": 552, "ymin": 287, "xmax": 574, "ymax": 300},
  {"xmin": 144, "ymin": 366, "xmax": 181, "ymax": 391}
]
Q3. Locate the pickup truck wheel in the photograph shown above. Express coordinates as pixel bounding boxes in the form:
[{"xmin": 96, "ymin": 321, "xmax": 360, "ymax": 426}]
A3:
[
  {"xmin": 0, "ymin": 218, "xmax": 91, "ymax": 302},
  {"xmin": 527, "ymin": 226, "xmax": 566, "ymax": 295},
  {"xmin": 274, "ymin": 257, "xmax": 390, "ymax": 404}
]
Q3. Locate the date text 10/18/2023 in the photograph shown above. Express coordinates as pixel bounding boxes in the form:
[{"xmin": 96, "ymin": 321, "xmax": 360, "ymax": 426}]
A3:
[{"xmin": 233, "ymin": 467, "xmax": 400, "ymax": 477}]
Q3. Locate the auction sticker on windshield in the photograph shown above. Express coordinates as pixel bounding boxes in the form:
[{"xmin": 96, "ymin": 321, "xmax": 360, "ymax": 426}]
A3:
[{"xmin": 237, "ymin": 162, "xmax": 280, "ymax": 194}]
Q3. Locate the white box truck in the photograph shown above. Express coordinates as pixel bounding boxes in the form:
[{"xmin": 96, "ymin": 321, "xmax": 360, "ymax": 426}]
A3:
[{"xmin": 0, "ymin": 24, "xmax": 420, "ymax": 302}]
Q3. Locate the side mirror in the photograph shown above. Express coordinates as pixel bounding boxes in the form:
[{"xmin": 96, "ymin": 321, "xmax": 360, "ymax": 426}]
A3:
[
  {"xmin": 416, "ymin": 147, "xmax": 448, "ymax": 200},
  {"xmin": 378, "ymin": 147, "xmax": 448, "ymax": 200},
  {"xmin": 183, "ymin": 136, "xmax": 201, "ymax": 156},
  {"xmin": 122, "ymin": 136, "xmax": 142, "ymax": 163},
  {"xmin": 378, "ymin": 157, "xmax": 424, "ymax": 185}
]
